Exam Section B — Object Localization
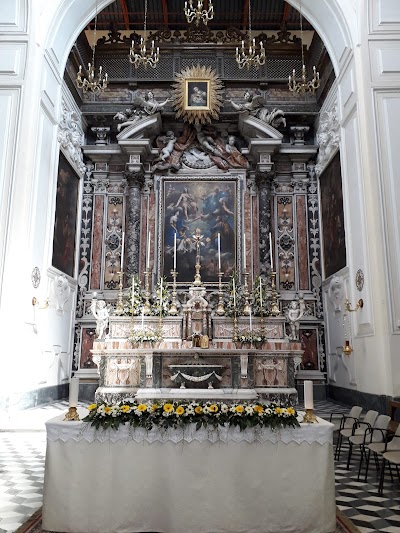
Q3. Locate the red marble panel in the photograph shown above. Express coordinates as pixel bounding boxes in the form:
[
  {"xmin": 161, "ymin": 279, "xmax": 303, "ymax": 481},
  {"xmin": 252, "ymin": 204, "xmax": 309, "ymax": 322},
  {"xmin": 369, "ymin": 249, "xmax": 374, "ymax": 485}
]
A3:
[
  {"xmin": 277, "ymin": 197, "xmax": 294, "ymax": 287},
  {"xmin": 80, "ymin": 328, "xmax": 96, "ymax": 369},
  {"xmin": 90, "ymin": 195, "xmax": 104, "ymax": 289},
  {"xmin": 103, "ymin": 200, "xmax": 123, "ymax": 287},
  {"xmin": 300, "ymin": 328, "xmax": 319, "ymax": 370},
  {"xmin": 296, "ymin": 195, "xmax": 309, "ymax": 290}
]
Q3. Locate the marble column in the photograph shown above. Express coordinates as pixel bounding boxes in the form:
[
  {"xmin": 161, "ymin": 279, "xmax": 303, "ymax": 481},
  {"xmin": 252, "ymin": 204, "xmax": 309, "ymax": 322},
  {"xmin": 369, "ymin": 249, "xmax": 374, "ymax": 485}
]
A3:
[
  {"xmin": 256, "ymin": 171, "xmax": 274, "ymax": 275},
  {"xmin": 125, "ymin": 171, "xmax": 145, "ymax": 283}
]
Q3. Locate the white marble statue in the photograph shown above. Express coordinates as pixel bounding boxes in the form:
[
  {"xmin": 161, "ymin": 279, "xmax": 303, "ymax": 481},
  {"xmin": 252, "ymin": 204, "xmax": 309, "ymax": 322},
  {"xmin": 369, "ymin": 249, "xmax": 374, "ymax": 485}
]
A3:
[
  {"xmin": 114, "ymin": 91, "xmax": 171, "ymax": 131},
  {"xmin": 286, "ymin": 297, "xmax": 306, "ymax": 341},
  {"xmin": 90, "ymin": 299, "xmax": 110, "ymax": 339},
  {"xmin": 228, "ymin": 90, "xmax": 286, "ymax": 129}
]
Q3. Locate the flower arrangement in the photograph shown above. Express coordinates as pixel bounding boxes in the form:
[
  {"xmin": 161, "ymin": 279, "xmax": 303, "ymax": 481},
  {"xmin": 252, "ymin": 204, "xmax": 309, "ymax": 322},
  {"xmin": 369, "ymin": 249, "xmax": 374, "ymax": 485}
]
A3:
[
  {"xmin": 236, "ymin": 330, "xmax": 266, "ymax": 346},
  {"xmin": 124, "ymin": 274, "xmax": 144, "ymax": 316},
  {"xmin": 83, "ymin": 400, "xmax": 299, "ymax": 432},
  {"xmin": 151, "ymin": 276, "xmax": 169, "ymax": 317},
  {"xmin": 128, "ymin": 327, "xmax": 163, "ymax": 347}
]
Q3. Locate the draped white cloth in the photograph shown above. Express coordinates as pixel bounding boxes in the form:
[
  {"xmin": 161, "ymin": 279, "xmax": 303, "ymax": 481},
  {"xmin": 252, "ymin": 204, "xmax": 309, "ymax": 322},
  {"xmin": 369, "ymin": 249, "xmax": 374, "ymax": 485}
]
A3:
[{"xmin": 43, "ymin": 409, "xmax": 336, "ymax": 533}]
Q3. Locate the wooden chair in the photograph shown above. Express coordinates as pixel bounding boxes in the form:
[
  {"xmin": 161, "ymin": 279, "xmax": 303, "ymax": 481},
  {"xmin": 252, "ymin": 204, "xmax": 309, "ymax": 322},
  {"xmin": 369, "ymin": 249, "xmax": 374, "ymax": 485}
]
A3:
[{"xmin": 333, "ymin": 406, "xmax": 363, "ymax": 460}]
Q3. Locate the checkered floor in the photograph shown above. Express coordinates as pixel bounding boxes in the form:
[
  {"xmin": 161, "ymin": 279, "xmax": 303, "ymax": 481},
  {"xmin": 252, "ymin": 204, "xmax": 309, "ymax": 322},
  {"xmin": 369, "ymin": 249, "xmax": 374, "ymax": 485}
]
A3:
[{"xmin": 0, "ymin": 400, "xmax": 400, "ymax": 532}]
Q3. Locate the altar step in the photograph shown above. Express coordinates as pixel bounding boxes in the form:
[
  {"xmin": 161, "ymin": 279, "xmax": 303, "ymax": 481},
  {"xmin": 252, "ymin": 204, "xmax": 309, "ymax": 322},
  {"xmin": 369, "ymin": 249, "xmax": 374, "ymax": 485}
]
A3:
[{"xmin": 136, "ymin": 387, "xmax": 298, "ymax": 402}]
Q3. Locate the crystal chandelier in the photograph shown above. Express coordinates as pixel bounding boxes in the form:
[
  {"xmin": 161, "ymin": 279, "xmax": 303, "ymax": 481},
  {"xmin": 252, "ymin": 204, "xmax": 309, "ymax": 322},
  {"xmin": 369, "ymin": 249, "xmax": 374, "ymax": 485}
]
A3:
[
  {"xmin": 129, "ymin": 0, "xmax": 160, "ymax": 69},
  {"xmin": 288, "ymin": 0, "xmax": 320, "ymax": 94},
  {"xmin": 76, "ymin": 0, "xmax": 108, "ymax": 94},
  {"xmin": 184, "ymin": 0, "xmax": 214, "ymax": 26},
  {"xmin": 236, "ymin": 0, "xmax": 265, "ymax": 70}
]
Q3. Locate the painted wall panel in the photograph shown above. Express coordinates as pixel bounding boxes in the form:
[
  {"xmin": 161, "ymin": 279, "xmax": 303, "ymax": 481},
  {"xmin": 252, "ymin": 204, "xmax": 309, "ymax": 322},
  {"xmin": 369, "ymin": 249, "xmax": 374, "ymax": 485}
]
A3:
[
  {"xmin": 369, "ymin": 0, "xmax": 400, "ymax": 33},
  {"xmin": 0, "ymin": 0, "xmax": 27, "ymax": 33},
  {"xmin": 0, "ymin": 42, "xmax": 27, "ymax": 80}
]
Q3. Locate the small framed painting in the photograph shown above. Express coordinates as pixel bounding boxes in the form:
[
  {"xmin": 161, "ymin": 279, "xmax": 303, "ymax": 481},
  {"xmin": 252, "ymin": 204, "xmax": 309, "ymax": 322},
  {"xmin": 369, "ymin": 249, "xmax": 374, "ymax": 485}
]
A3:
[{"xmin": 185, "ymin": 80, "xmax": 210, "ymax": 110}]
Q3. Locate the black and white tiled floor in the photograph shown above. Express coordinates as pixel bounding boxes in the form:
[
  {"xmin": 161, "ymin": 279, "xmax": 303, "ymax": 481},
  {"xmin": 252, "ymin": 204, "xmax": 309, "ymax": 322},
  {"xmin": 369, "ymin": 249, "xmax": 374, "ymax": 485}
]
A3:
[{"xmin": 0, "ymin": 400, "xmax": 400, "ymax": 532}]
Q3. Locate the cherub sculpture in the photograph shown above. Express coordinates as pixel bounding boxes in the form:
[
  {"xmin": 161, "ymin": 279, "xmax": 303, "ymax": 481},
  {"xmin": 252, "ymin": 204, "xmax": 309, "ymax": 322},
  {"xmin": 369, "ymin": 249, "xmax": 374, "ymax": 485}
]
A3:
[
  {"xmin": 90, "ymin": 299, "xmax": 111, "ymax": 339},
  {"xmin": 114, "ymin": 91, "xmax": 171, "ymax": 131},
  {"xmin": 228, "ymin": 90, "xmax": 286, "ymax": 129},
  {"xmin": 285, "ymin": 296, "xmax": 306, "ymax": 341}
]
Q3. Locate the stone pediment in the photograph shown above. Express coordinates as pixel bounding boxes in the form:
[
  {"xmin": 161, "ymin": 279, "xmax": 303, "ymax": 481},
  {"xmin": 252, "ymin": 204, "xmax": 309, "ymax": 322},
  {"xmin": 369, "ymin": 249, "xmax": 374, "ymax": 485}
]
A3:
[
  {"xmin": 238, "ymin": 112, "xmax": 284, "ymax": 140},
  {"xmin": 116, "ymin": 113, "xmax": 162, "ymax": 141}
]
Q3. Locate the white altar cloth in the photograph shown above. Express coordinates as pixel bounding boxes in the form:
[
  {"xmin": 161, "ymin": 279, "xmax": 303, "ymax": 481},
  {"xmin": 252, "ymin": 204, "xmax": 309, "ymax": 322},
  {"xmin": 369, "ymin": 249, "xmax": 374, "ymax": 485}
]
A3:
[{"xmin": 43, "ymin": 409, "xmax": 336, "ymax": 533}]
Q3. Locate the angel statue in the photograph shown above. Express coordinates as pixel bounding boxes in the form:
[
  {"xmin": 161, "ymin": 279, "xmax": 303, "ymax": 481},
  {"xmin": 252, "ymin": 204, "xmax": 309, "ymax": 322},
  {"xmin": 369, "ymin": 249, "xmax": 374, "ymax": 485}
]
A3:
[
  {"xmin": 228, "ymin": 90, "xmax": 286, "ymax": 129},
  {"xmin": 90, "ymin": 298, "xmax": 111, "ymax": 339},
  {"xmin": 114, "ymin": 90, "xmax": 172, "ymax": 132},
  {"xmin": 285, "ymin": 295, "xmax": 306, "ymax": 341}
]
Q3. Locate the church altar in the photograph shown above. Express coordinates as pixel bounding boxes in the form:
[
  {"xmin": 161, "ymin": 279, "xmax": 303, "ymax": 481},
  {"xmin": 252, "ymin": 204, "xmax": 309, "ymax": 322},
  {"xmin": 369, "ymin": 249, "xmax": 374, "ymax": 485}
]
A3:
[
  {"xmin": 92, "ymin": 314, "xmax": 302, "ymax": 404},
  {"xmin": 42, "ymin": 409, "xmax": 336, "ymax": 533}
]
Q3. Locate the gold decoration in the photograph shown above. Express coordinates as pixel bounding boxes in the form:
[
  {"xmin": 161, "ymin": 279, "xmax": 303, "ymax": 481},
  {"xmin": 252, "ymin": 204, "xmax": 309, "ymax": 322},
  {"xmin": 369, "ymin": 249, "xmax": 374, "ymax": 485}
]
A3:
[{"xmin": 172, "ymin": 65, "xmax": 224, "ymax": 125}]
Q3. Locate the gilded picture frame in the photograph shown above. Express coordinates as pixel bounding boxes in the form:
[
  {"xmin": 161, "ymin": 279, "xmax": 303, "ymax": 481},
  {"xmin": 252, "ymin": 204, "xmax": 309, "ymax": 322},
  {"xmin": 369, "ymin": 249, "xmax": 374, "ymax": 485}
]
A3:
[{"xmin": 185, "ymin": 80, "xmax": 210, "ymax": 110}]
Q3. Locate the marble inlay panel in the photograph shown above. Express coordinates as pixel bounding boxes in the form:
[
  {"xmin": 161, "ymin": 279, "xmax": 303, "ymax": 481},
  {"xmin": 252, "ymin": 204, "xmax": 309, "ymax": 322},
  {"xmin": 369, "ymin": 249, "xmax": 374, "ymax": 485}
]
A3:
[
  {"xmin": 244, "ymin": 192, "xmax": 251, "ymax": 273},
  {"xmin": 140, "ymin": 195, "xmax": 148, "ymax": 275},
  {"xmin": 90, "ymin": 195, "xmax": 104, "ymax": 289},
  {"xmin": 296, "ymin": 195, "xmax": 309, "ymax": 290},
  {"xmin": 300, "ymin": 328, "xmax": 319, "ymax": 370},
  {"xmin": 80, "ymin": 328, "xmax": 96, "ymax": 369},
  {"xmin": 254, "ymin": 357, "xmax": 287, "ymax": 387},
  {"xmin": 105, "ymin": 356, "xmax": 140, "ymax": 387},
  {"xmin": 161, "ymin": 356, "xmax": 232, "ymax": 388},
  {"xmin": 252, "ymin": 195, "xmax": 259, "ymax": 275}
]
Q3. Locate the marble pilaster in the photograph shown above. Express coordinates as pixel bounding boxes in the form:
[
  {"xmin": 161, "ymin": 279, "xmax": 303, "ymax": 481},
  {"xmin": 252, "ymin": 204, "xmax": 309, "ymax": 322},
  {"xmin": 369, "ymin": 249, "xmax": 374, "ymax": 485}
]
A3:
[
  {"xmin": 256, "ymin": 171, "xmax": 274, "ymax": 275},
  {"xmin": 125, "ymin": 171, "xmax": 145, "ymax": 282}
]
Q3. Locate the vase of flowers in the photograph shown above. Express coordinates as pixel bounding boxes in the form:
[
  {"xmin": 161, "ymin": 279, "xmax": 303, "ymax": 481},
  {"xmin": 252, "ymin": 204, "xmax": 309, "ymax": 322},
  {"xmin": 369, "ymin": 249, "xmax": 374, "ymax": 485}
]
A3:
[{"xmin": 128, "ymin": 328, "xmax": 163, "ymax": 349}]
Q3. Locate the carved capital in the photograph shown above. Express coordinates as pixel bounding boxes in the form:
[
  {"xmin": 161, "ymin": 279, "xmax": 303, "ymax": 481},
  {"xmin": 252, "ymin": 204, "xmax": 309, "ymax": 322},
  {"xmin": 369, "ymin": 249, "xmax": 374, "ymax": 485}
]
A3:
[
  {"xmin": 124, "ymin": 171, "xmax": 145, "ymax": 189},
  {"xmin": 255, "ymin": 171, "xmax": 274, "ymax": 189}
]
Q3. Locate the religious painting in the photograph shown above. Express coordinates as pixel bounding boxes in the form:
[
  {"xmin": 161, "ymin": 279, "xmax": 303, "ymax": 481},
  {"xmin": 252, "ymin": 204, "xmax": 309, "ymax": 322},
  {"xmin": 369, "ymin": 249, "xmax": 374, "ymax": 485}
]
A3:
[
  {"xmin": 52, "ymin": 152, "xmax": 80, "ymax": 278},
  {"xmin": 319, "ymin": 152, "xmax": 346, "ymax": 278},
  {"xmin": 162, "ymin": 180, "xmax": 236, "ymax": 283},
  {"xmin": 185, "ymin": 80, "xmax": 210, "ymax": 110}
]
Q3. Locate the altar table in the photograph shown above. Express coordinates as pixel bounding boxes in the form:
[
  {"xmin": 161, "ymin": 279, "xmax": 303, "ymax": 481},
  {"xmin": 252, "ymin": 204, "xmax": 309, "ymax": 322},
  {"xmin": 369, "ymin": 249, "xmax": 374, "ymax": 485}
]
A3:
[{"xmin": 43, "ymin": 409, "xmax": 336, "ymax": 533}]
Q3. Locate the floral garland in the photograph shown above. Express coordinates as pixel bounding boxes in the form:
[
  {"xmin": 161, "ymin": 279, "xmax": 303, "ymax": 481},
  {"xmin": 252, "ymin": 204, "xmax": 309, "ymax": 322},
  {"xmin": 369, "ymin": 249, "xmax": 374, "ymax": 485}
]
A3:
[{"xmin": 83, "ymin": 400, "xmax": 299, "ymax": 432}]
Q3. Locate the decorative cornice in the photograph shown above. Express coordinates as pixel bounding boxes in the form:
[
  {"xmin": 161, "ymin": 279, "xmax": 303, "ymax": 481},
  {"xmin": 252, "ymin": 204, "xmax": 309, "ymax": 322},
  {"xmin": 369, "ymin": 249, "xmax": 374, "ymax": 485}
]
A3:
[{"xmin": 58, "ymin": 100, "xmax": 86, "ymax": 176}]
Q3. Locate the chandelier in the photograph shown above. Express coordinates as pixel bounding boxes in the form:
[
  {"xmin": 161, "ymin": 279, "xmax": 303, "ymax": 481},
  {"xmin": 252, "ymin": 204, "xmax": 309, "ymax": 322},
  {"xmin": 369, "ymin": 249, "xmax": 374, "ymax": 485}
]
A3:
[
  {"xmin": 129, "ymin": 0, "xmax": 159, "ymax": 69},
  {"xmin": 76, "ymin": 0, "xmax": 108, "ymax": 94},
  {"xmin": 236, "ymin": 0, "xmax": 265, "ymax": 69},
  {"xmin": 184, "ymin": 0, "xmax": 214, "ymax": 26},
  {"xmin": 288, "ymin": 0, "xmax": 320, "ymax": 94}
]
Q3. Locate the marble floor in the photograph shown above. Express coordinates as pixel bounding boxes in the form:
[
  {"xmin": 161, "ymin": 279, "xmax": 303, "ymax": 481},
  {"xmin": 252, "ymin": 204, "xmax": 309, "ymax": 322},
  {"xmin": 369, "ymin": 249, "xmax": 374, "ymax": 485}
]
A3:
[{"xmin": 0, "ymin": 400, "xmax": 400, "ymax": 533}]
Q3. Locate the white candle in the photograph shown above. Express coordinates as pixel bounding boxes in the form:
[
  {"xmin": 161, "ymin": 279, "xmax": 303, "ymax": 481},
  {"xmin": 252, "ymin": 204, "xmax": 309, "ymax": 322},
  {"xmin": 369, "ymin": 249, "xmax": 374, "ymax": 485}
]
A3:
[
  {"xmin": 243, "ymin": 233, "xmax": 246, "ymax": 270},
  {"xmin": 217, "ymin": 233, "xmax": 221, "ymax": 271},
  {"xmin": 269, "ymin": 232, "xmax": 273, "ymax": 269},
  {"xmin": 304, "ymin": 380, "xmax": 314, "ymax": 410},
  {"xmin": 69, "ymin": 377, "xmax": 79, "ymax": 408},
  {"xmin": 141, "ymin": 307, "xmax": 144, "ymax": 329},
  {"xmin": 146, "ymin": 232, "xmax": 151, "ymax": 270},
  {"xmin": 160, "ymin": 278, "xmax": 163, "ymax": 309},
  {"xmin": 131, "ymin": 277, "xmax": 135, "ymax": 308},
  {"xmin": 259, "ymin": 278, "xmax": 263, "ymax": 308},
  {"xmin": 232, "ymin": 277, "xmax": 236, "ymax": 308},
  {"xmin": 120, "ymin": 232, "xmax": 125, "ymax": 271},
  {"xmin": 173, "ymin": 233, "xmax": 177, "ymax": 270}
]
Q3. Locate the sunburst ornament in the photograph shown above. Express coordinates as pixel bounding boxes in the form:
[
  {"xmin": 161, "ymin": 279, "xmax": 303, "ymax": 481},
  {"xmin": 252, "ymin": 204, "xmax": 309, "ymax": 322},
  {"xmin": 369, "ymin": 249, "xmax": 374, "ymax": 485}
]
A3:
[{"xmin": 172, "ymin": 65, "xmax": 224, "ymax": 125}]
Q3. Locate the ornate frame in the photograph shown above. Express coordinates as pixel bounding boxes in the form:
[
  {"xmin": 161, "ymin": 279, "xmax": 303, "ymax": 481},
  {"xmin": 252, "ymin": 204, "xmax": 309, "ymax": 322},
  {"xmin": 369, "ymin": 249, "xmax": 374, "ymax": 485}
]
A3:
[{"xmin": 185, "ymin": 80, "xmax": 210, "ymax": 110}]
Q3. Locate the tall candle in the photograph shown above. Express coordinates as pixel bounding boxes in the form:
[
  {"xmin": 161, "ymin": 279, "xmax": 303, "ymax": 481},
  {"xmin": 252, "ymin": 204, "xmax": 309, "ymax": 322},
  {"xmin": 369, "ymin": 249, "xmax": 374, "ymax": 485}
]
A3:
[
  {"xmin": 120, "ymin": 232, "xmax": 125, "ymax": 271},
  {"xmin": 217, "ymin": 233, "xmax": 221, "ymax": 271},
  {"xmin": 146, "ymin": 232, "xmax": 151, "ymax": 270},
  {"xmin": 131, "ymin": 277, "xmax": 135, "ymax": 308},
  {"xmin": 269, "ymin": 232, "xmax": 273, "ymax": 269},
  {"xmin": 304, "ymin": 380, "xmax": 314, "ymax": 410},
  {"xmin": 160, "ymin": 278, "xmax": 163, "ymax": 310},
  {"xmin": 173, "ymin": 233, "xmax": 177, "ymax": 270},
  {"xmin": 69, "ymin": 376, "xmax": 79, "ymax": 408},
  {"xmin": 243, "ymin": 233, "xmax": 246, "ymax": 270},
  {"xmin": 232, "ymin": 277, "xmax": 236, "ymax": 308},
  {"xmin": 259, "ymin": 278, "xmax": 263, "ymax": 308}
]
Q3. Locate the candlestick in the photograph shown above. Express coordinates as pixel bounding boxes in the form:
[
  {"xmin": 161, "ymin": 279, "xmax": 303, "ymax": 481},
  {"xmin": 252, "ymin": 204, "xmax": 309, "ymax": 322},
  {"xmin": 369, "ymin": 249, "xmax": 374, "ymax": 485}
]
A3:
[
  {"xmin": 115, "ymin": 270, "xmax": 125, "ymax": 315},
  {"xmin": 249, "ymin": 310, "xmax": 252, "ymax": 331},
  {"xmin": 269, "ymin": 232, "xmax": 273, "ymax": 269},
  {"xmin": 169, "ymin": 269, "xmax": 179, "ymax": 315},
  {"xmin": 259, "ymin": 278, "xmax": 263, "ymax": 308},
  {"xmin": 131, "ymin": 276, "xmax": 135, "ymax": 310},
  {"xmin": 120, "ymin": 232, "xmax": 125, "ymax": 271},
  {"xmin": 160, "ymin": 278, "xmax": 163, "ymax": 311},
  {"xmin": 143, "ymin": 271, "xmax": 151, "ymax": 314},
  {"xmin": 146, "ymin": 232, "xmax": 151, "ymax": 270},
  {"xmin": 174, "ymin": 232, "xmax": 177, "ymax": 270},
  {"xmin": 141, "ymin": 307, "xmax": 144, "ymax": 329},
  {"xmin": 216, "ymin": 270, "xmax": 225, "ymax": 316},
  {"xmin": 217, "ymin": 233, "xmax": 221, "ymax": 271},
  {"xmin": 232, "ymin": 277, "xmax": 236, "ymax": 309},
  {"xmin": 243, "ymin": 233, "xmax": 246, "ymax": 270},
  {"xmin": 269, "ymin": 270, "xmax": 281, "ymax": 316},
  {"xmin": 243, "ymin": 271, "xmax": 251, "ymax": 316}
]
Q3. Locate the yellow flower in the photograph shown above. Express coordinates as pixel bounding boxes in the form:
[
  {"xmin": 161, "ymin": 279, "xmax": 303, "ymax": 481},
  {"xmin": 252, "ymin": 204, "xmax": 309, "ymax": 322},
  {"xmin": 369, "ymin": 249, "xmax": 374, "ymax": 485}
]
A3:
[
  {"xmin": 163, "ymin": 403, "xmax": 174, "ymax": 413},
  {"xmin": 88, "ymin": 403, "xmax": 97, "ymax": 411},
  {"xmin": 138, "ymin": 404, "xmax": 147, "ymax": 412},
  {"xmin": 176, "ymin": 406, "xmax": 185, "ymax": 416},
  {"xmin": 152, "ymin": 403, "xmax": 159, "ymax": 411},
  {"xmin": 275, "ymin": 407, "xmax": 283, "ymax": 415},
  {"xmin": 194, "ymin": 405, "xmax": 203, "ymax": 414},
  {"xmin": 209, "ymin": 404, "xmax": 218, "ymax": 413},
  {"xmin": 254, "ymin": 405, "xmax": 264, "ymax": 414},
  {"xmin": 120, "ymin": 405, "xmax": 130, "ymax": 413},
  {"xmin": 235, "ymin": 405, "xmax": 244, "ymax": 413},
  {"xmin": 287, "ymin": 407, "xmax": 295, "ymax": 416},
  {"xmin": 104, "ymin": 406, "xmax": 112, "ymax": 414}
]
